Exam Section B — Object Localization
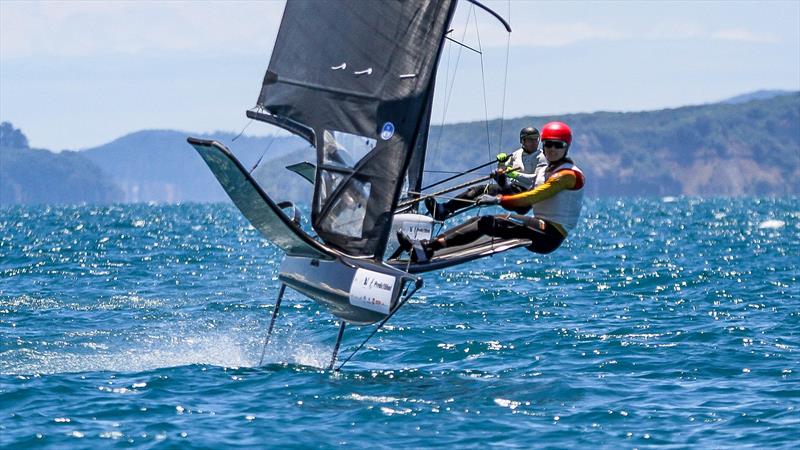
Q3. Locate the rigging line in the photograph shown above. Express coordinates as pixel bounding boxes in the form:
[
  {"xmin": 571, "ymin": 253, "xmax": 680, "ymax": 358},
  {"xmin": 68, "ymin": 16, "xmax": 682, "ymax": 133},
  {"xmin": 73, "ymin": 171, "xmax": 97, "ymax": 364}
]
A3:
[
  {"xmin": 444, "ymin": 36, "xmax": 482, "ymax": 54},
  {"xmin": 432, "ymin": 34, "xmax": 455, "ymax": 160},
  {"xmin": 404, "ymin": 250, "xmax": 413, "ymax": 273},
  {"xmin": 422, "ymin": 158, "xmax": 497, "ymax": 191},
  {"xmin": 336, "ymin": 280, "xmax": 421, "ymax": 371},
  {"xmin": 443, "ymin": 13, "xmax": 471, "ymax": 129},
  {"xmin": 431, "ymin": 6, "xmax": 473, "ymax": 163},
  {"xmin": 398, "ymin": 174, "xmax": 492, "ymax": 208},
  {"xmin": 404, "ymin": 193, "xmax": 483, "ymax": 202},
  {"xmin": 473, "ymin": 10, "xmax": 492, "ymax": 160},
  {"xmin": 431, "ymin": 22, "xmax": 468, "ymax": 165},
  {"xmin": 497, "ymin": 0, "xmax": 512, "ymax": 152},
  {"xmin": 232, "ymin": 118, "xmax": 254, "ymax": 142},
  {"xmin": 428, "ymin": 38, "xmax": 451, "ymax": 165},
  {"xmin": 249, "ymin": 136, "xmax": 276, "ymax": 174}
]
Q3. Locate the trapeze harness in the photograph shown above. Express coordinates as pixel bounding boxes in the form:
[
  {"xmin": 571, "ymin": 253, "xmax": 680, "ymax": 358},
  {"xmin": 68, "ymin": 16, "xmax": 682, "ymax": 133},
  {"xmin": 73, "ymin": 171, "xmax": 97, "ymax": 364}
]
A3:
[{"xmin": 437, "ymin": 161, "xmax": 585, "ymax": 254}]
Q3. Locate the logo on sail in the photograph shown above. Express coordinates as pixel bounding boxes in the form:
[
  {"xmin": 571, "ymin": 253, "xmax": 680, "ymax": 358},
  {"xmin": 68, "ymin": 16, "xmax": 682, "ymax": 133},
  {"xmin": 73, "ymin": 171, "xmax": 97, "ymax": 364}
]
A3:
[{"xmin": 380, "ymin": 122, "xmax": 395, "ymax": 140}]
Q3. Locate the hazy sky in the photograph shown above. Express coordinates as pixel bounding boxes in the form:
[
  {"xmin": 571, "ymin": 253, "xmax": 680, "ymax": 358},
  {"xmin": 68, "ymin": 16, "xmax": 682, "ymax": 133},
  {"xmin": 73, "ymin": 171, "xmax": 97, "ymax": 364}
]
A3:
[{"xmin": 1, "ymin": 0, "xmax": 798, "ymax": 150}]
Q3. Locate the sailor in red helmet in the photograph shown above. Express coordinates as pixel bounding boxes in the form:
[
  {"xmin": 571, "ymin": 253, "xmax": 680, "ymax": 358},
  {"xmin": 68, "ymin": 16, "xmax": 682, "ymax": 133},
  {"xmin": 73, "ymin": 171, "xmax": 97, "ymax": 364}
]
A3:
[{"xmin": 398, "ymin": 121, "xmax": 584, "ymax": 262}]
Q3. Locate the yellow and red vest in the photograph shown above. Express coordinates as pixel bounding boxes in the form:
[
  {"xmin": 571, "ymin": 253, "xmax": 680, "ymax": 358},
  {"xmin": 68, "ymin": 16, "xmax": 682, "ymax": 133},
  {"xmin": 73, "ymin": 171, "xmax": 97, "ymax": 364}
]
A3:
[{"xmin": 531, "ymin": 162, "xmax": 585, "ymax": 232}]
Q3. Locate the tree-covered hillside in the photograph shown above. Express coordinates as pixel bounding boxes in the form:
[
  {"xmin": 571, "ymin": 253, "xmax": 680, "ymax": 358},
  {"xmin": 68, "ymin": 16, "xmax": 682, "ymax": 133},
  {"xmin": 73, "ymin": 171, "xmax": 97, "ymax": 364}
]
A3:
[
  {"xmin": 81, "ymin": 130, "xmax": 310, "ymax": 203},
  {"xmin": 423, "ymin": 92, "xmax": 799, "ymax": 197},
  {"xmin": 1, "ymin": 123, "xmax": 122, "ymax": 205}
]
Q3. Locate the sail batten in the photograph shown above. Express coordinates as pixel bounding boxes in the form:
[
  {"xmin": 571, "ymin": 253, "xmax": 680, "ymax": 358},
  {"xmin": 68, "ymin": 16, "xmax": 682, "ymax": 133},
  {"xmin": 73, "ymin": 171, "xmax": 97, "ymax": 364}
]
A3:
[
  {"xmin": 257, "ymin": 0, "xmax": 458, "ymax": 257},
  {"xmin": 263, "ymin": 75, "xmax": 383, "ymax": 102}
]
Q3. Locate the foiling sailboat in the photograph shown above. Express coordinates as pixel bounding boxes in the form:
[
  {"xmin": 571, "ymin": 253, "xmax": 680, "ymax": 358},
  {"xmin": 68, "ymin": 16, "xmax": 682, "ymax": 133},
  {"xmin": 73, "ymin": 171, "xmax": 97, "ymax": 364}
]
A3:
[{"xmin": 188, "ymin": 0, "xmax": 523, "ymax": 369}]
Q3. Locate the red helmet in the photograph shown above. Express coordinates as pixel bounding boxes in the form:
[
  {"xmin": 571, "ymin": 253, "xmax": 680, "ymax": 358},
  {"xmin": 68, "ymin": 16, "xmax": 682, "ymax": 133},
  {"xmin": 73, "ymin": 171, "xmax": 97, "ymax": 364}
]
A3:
[{"xmin": 541, "ymin": 121, "xmax": 572, "ymax": 145}]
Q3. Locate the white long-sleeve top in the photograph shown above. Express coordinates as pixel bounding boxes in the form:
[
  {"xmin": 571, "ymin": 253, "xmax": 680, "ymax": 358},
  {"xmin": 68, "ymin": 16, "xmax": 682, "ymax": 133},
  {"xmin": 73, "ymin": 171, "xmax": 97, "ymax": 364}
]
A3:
[{"xmin": 499, "ymin": 147, "xmax": 548, "ymax": 190}]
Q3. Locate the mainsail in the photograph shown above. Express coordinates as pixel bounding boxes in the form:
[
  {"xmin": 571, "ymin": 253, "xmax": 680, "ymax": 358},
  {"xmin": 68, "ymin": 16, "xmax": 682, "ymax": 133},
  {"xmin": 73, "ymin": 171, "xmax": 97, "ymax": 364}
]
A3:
[{"xmin": 250, "ymin": 0, "xmax": 457, "ymax": 258}]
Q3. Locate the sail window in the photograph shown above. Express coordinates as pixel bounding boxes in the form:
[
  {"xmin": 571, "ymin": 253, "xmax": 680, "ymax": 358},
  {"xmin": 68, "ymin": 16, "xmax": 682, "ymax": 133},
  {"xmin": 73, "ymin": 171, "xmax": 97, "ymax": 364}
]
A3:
[
  {"xmin": 316, "ymin": 130, "xmax": 377, "ymax": 238},
  {"xmin": 318, "ymin": 171, "xmax": 345, "ymax": 207},
  {"xmin": 320, "ymin": 179, "xmax": 372, "ymax": 238},
  {"xmin": 322, "ymin": 130, "xmax": 376, "ymax": 169}
]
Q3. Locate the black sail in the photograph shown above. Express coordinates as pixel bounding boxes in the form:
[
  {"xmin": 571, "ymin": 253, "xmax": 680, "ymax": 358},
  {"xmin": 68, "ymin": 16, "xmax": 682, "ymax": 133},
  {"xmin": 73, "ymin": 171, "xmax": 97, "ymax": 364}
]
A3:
[{"xmin": 256, "ymin": 0, "xmax": 457, "ymax": 257}]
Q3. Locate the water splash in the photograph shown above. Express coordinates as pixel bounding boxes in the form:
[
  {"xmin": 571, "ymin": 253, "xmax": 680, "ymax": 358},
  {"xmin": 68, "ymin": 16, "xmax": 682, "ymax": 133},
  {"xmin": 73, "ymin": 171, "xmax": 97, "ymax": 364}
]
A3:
[{"xmin": 3, "ymin": 327, "xmax": 342, "ymax": 375}]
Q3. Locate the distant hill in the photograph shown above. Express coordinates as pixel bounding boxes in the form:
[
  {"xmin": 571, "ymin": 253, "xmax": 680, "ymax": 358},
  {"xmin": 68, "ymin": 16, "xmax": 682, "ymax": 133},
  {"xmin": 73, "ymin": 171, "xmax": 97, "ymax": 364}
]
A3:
[
  {"xmin": 75, "ymin": 91, "xmax": 800, "ymax": 203},
  {"xmin": 1, "ymin": 122, "xmax": 122, "ymax": 205},
  {"xmin": 426, "ymin": 92, "xmax": 800, "ymax": 197},
  {"xmin": 1, "ymin": 91, "xmax": 798, "ymax": 206},
  {"xmin": 81, "ymin": 130, "xmax": 311, "ymax": 202},
  {"xmin": 721, "ymin": 90, "xmax": 793, "ymax": 104}
]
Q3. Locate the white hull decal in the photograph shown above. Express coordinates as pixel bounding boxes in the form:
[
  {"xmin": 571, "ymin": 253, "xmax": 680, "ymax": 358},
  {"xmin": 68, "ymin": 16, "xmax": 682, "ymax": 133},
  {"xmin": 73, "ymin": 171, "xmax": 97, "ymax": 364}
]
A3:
[
  {"xmin": 349, "ymin": 269, "xmax": 396, "ymax": 314},
  {"xmin": 400, "ymin": 221, "xmax": 432, "ymax": 241}
]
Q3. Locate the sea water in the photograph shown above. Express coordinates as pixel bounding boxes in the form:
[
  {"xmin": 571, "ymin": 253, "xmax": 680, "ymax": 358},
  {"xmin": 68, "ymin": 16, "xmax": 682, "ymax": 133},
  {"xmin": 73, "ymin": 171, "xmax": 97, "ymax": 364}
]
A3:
[{"xmin": 1, "ymin": 198, "xmax": 798, "ymax": 448}]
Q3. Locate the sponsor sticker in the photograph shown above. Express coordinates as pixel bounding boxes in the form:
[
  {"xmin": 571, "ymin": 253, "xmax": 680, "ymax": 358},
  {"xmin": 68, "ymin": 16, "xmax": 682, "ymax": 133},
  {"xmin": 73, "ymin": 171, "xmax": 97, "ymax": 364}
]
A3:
[
  {"xmin": 380, "ymin": 122, "xmax": 395, "ymax": 140},
  {"xmin": 349, "ymin": 268, "xmax": 396, "ymax": 314},
  {"xmin": 401, "ymin": 221, "xmax": 432, "ymax": 241}
]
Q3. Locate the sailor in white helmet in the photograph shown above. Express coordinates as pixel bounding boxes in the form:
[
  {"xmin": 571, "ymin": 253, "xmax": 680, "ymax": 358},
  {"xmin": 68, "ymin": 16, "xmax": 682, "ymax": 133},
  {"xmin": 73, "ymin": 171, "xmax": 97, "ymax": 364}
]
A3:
[
  {"xmin": 424, "ymin": 126, "xmax": 547, "ymax": 221},
  {"xmin": 400, "ymin": 121, "xmax": 584, "ymax": 262}
]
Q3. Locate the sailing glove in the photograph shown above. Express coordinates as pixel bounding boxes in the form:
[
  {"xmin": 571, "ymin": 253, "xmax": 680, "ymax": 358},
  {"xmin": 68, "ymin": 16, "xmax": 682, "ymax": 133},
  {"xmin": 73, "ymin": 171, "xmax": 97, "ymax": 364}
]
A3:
[
  {"xmin": 496, "ymin": 153, "xmax": 509, "ymax": 163},
  {"xmin": 476, "ymin": 194, "xmax": 501, "ymax": 205}
]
